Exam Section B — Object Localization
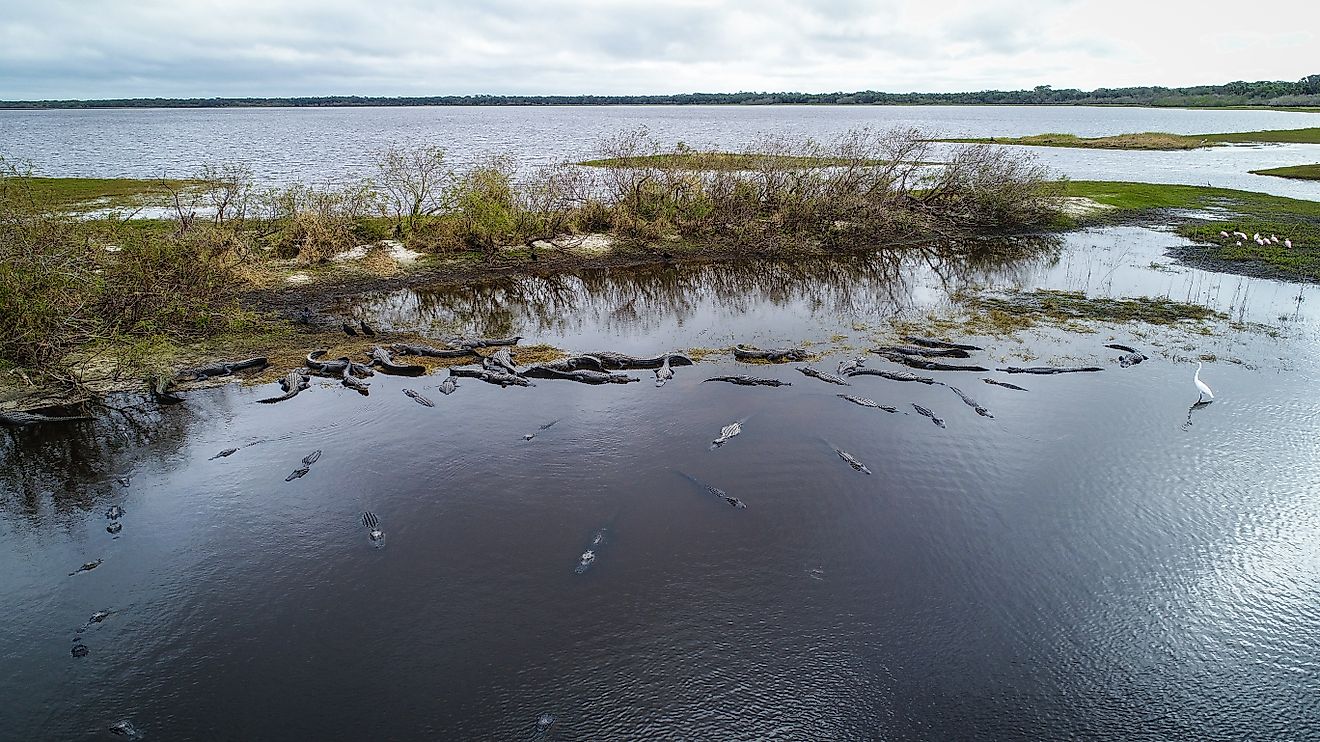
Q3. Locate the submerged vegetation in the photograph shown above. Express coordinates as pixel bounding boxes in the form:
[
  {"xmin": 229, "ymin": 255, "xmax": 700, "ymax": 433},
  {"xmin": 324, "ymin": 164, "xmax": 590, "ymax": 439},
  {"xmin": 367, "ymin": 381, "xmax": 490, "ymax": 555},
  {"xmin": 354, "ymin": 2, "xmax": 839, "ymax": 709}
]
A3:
[
  {"xmin": 943, "ymin": 127, "xmax": 1320, "ymax": 150},
  {"xmin": 0, "ymin": 129, "xmax": 1065, "ymax": 386}
]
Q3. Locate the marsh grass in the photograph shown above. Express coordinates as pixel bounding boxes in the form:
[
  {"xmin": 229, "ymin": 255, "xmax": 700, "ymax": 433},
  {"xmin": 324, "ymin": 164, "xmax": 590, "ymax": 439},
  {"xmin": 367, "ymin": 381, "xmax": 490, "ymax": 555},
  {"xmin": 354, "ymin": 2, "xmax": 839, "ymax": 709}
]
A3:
[
  {"xmin": 945, "ymin": 127, "xmax": 1320, "ymax": 150},
  {"xmin": 1250, "ymin": 164, "xmax": 1320, "ymax": 181}
]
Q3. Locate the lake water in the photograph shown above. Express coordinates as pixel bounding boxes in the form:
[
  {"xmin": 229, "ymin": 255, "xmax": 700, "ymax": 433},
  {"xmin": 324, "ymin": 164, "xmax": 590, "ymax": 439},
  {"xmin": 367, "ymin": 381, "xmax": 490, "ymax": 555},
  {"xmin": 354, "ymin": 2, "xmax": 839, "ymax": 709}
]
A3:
[
  {"xmin": 3, "ymin": 224, "xmax": 1320, "ymax": 739},
  {"xmin": 2, "ymin": 105, "xmax": 1320, "ymax": 199}
]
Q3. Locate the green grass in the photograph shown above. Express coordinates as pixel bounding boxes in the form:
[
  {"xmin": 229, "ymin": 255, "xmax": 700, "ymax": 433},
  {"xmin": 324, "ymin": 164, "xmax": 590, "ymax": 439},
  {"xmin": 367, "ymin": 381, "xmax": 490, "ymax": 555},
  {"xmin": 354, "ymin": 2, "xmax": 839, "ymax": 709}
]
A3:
[
  {"xmin": 13, "ymin": 176, "xmax": 204, "ymax": 209},
  {"xmin": 944, "ymin": 127, "xmax": 1320, "ymax": 150},
  {"xmin": 1064, "ymin": 180, "xmax": 1320, "ymax": 280},
  {"xmin": 578, "ymin": 152, "xmax": 892, "ymax": 170},
  {"xmin": 1249, "ymin": 164, "xmax": 1320, "ymax": 180}
]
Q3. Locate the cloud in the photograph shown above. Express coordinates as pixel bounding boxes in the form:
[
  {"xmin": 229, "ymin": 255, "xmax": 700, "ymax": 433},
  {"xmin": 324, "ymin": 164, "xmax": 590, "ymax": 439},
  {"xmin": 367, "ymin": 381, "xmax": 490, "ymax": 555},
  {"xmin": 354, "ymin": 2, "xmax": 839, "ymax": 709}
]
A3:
[{"xmin": 0, "ymin": 0, "xmax": 1314, "ymax": 99}]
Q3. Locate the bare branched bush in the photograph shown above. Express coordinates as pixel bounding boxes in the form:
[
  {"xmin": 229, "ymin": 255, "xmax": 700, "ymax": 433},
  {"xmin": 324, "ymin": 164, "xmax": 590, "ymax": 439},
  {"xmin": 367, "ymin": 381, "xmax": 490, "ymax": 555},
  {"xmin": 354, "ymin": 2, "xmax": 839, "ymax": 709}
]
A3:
[
  {"xmin": 196, "ymin": 162, "xmax": 256, "ymax": 224},
  {"xmin": 263, "ymin": 181, "xmax": 379, "ymax": 262},
  {"xmin": 374, "ymin": 144, "xmax": 451, "ymax": 234}
]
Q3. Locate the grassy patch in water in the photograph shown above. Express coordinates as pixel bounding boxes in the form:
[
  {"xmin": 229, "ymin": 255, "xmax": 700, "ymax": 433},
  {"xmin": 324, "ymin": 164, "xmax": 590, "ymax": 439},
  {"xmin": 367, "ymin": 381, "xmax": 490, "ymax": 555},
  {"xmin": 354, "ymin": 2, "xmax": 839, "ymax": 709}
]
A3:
[
  {"xmin": 578, "ymin": 152, "xmax": 892, "ymax": 170},
  {"xmin": 945, "ymin": 127, "xmax": 1320, "ymax": 150},
  {"xmin": 1249, "ymin": 164, "xmax": 1320, "ymax": 181},
  {"xmin": 14, "ymin": 176, "xmax": 206, "ymax": 208},
  {"xmin": 966, "ymin": 290, "xmax": 1226, "ymax": 326}
]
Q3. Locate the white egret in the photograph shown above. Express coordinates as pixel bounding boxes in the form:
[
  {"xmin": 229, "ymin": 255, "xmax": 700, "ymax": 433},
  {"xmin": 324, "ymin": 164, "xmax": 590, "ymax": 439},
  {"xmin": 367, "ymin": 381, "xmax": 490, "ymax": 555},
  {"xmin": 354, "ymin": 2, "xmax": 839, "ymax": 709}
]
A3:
[
  {"xmin": 1270, "ymin": 234, "xmax": 1279, "ymax": 244},
  {"xmin": 1253, "ymin": 232, "xmax": 1261, "ymax": 241},
  {"xmin": 1235, "ymin": 240, "xmax": 1242, "ymax": 246},
  {"xmin": 1219, "ymin": 230, "xmax": 1229, "ymax": 239},
  {"xmin": 1285, "ymin": 238, "xmax": 1293, "ymax": 249},
  {"xmin": 1194, "ymin": 361, "xmax": 1214, "ymax": 403}
]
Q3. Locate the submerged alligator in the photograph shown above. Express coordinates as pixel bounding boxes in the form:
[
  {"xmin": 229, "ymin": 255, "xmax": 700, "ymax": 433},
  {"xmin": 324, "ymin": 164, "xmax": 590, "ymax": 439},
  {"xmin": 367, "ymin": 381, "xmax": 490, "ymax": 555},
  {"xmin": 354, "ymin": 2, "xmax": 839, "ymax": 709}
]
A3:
[
  {"xmin": 837, "ymin": 394, "xmax": 898, "ymax": 413},
  {"xmin": 711, "ymin": 420, "xmax": 743, "ymax": 448},
  {"xmin": 176, "ymin": 356, "xmax": 268, "ymax": 381},
  {"xmin": 437, "ymin": 377, "xmax": 459, "ymax": 395},
  {"xmin": 403, "ymin": 388, "xmax": 435, "ymax": 407},
  {"xmin": 797, "ymin": 366, "xmax": 851, "ymax": 386},
  {"xmin": 677, "ymin": 470, "xmax": 747, "ymax": 509},
  {"xmin": 286, "ymin": 449, "xmax": 322, "ymax": 481},
  {"xmin": 832, "ymin": 447, "xmax": 872, "ymax": 475},
  {"xmin": 574, "ymin": 528, "xmax": 607, "ymax": 574},
  {"xmin": 77, "ymin": 610, "xmax": 113, "ymax": 634},
  {"xmin": 257, "ymin": 369, "xmax": 311, "ymax": 404},
  {"xmin": 1105, "ymin": 343, "xmax": 1148, "ymax": 368},
  {"xmin": 846, "ymin": 368, "xmax": 940, "ymax": 385},
  {"xmin": 106, "ymin": 505, "xmax": 124, "ymax": 521},
  {"xmin": 701, "ymin": 375, "xmax": 791, "ymax": 387},
  {"xmin": 983, "ymin": 378, "xmax": 1029, "ymax": 391},
  {"xmin": 901, "ymin": 336, "xmax": 983, "ymax": 351},
  {"xmin": 733, "ymin": 345, "xmax": 812, "ymax": 363},
  {"xmin": 998, "ymin": 365, "xmax": 1104, "ymax": 374},
  {"xmin": 448, "ymin": 368, "xmax": 535, "ymax": 387},
  {"xmin": 210, "ymin": 448, "xmax": 239, "ymax": 460},
  {"xmin": 362, "ymin": 511, "xmax": 385, "ymax": 546},
  {"xmin": 654, "ymin": 355, "xmax": 674, "ymax": 387},
  {"xmin": 912, "ymin": 404, "xmax": 947, "ymax": 428},
  {"xmin": 523, "ymin": 419, "xmax": 560, "ymax": 440},
  {"xmin": 69, "ymin": 559, "xmax": 103, "ymax": 576},
  {"xmin": 872, "ymin": 345, "xmax": 972, "ymax": 359},
  {"xmin": 947, "ymin": 386, "xmax": 993, "ymax": 418},
  {"xmin": 0, "ymin": 409, "xmax": 92, "ymax": 426},
  {"xmin": 873, "ymin": 352, "xmax": 990, "ymax": 372},
  {"xmin": 369, "ymin": 346, "xmax": 427, "ymax": 376}
]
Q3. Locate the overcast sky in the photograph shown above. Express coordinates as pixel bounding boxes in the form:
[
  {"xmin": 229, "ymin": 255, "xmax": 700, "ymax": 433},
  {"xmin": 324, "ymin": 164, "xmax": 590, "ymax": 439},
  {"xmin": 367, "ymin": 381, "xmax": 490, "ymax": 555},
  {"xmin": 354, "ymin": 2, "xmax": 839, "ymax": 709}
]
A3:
[{"xmin": 0, "ymin": 0, "xmax": 1315, "ymax": 99}]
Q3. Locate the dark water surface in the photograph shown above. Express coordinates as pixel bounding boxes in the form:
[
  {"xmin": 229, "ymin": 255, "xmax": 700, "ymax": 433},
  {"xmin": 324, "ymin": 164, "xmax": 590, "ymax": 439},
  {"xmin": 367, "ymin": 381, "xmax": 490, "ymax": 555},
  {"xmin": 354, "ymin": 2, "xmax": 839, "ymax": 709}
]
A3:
[
  {"xmin": 3, "ymin": 105, "xmax": 1320, "ymax": 199},
  {"xmin": 4, "ymin": 226, "xmax": 1320, "ymax": 740}
]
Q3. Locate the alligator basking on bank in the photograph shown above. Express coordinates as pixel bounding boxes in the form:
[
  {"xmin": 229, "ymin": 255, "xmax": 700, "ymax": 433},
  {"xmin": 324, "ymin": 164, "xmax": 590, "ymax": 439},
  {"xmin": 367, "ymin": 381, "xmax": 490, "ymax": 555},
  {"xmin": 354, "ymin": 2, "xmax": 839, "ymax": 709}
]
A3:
[
  {"xmin": 912, "ymin": 404, "xmax": 947, "ymax": 428},
  {"xmin": 676, "ymin": 470, "xmax": 747, "ymax": 509},
  {"xmin": 983, "ymin": 378, "xmax": 1029, "ymax": 391},
  {"xmin": 257, "ymin": 369, "xmax": 311, "ymax": 404},
  {"xmin": 579, "ymin": 351, "xmax": 694, "ymax": 370},
  {"xmin": 390, "ymin": 342, "xmax": 479, "ymax": 359},
  {"xmin": 872, "ymin": 345, "xmax": 972, "ymax": 359},
  {"xmin": 947, "ymin": 386, "xmax": 993, "ymax": 418},
  {"xmin": 1105, "ymin": 343, "xmax": 1148, "ymax": 367},
  {"xmin": 837, "ymin": 357, "xmax": 865, "ymax": 375},
  {"xmin": 448, "ymin": 368, "xmax": 535, "ymax": 387},
  {"xmin": 437, "ymin": 377, "xmax": 459, "ymax": 395},
  {"xmin": 797, "ymin": 366, "xmax": 851, "ymax": 385},
  {"xmin": 701, "ymin": 375, "xmax": 791, "ymax": 387},
  {"xmin": 306, "ymin": 350, "xmax": 374, "ymax": 378},
  {"xmin": 837, "ymin": 394, "xmax": 898, "ymax": 413},
  {"xmin": 873, "ymin": 352, "xmax": 990, "ymax": 372},
  {"xmin": 175, "ymin": 356, "xmax": 269, "ymax": 381},
  {"xmin": 369, "ymin": 346, "xmax": 427, "ymax": 376},
  {"xmin": 733, "ymin": 345, "xmax": 812, "ymax": 363},
  {"xmin": 654, "ymin": 355, "xmax": 674, "ymax": 387},
  {"xmin": 901, "ymin": 336, "xmax": 983, "ymax": 351},
  {"xmin": 0, "ymin": 409, "xmax": 92, "ymax": 426},
  {"xmin": 483, "ymin": 348, "xmax": 520, "ymax": 375},
  {"xmin": 998, "ymin": 365, "xmax": 1104, "ymax": 374},
  {"xmin": 521, "ymin": 366, "xmax": 637, "ymax": 384},
  {"xmin": 148, "ymin": 375, "xmax": 185, "ymax": 404},
  {"xmin": 846, "ymin": 368, "xmax": 941, "ymax": 385}
]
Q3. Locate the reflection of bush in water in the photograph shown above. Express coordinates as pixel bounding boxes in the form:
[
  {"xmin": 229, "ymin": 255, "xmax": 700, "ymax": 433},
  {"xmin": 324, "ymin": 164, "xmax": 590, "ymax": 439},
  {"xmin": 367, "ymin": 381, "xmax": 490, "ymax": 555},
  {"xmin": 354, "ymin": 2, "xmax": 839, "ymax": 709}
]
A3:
[{"xmin": 357, "ymin": 235, "xmax": 1062, "ymax": 337}]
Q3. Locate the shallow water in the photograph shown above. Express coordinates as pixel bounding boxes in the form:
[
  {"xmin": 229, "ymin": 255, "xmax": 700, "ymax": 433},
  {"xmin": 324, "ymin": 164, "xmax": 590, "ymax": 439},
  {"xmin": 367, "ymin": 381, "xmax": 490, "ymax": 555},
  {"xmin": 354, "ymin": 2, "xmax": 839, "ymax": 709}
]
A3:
[
  {"xmin": 3, "ymin": 225, "xmax": 1319, "ymax": 740},
  {"xmin": 2, "ymin": 105, "xmax": 1320, "ymax": 198}
]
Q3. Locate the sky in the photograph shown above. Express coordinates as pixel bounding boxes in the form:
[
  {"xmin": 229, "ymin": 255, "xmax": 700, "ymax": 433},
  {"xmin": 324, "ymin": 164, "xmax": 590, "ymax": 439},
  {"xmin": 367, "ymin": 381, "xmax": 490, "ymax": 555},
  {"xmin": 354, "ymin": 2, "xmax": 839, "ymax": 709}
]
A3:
[{"xmin": 0, "ymin": 0, "xmax": 1315, "ymax": 100}]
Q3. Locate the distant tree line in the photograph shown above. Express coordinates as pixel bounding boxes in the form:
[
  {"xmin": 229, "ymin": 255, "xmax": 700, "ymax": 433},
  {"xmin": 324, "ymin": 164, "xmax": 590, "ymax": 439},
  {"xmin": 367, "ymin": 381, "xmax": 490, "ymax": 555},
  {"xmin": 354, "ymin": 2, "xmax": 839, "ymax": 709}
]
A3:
[{"xmin": 4, "ymin": 76, "xmax": 1319, "ymax": 109}]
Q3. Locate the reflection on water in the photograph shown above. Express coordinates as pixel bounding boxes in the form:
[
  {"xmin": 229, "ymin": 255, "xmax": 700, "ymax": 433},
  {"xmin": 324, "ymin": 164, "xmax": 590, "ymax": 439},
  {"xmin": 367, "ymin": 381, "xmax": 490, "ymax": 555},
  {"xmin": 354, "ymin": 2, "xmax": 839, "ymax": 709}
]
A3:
[{"xmin": 3, "ymin": 225, "xmax": 1320, "ymax": 740}]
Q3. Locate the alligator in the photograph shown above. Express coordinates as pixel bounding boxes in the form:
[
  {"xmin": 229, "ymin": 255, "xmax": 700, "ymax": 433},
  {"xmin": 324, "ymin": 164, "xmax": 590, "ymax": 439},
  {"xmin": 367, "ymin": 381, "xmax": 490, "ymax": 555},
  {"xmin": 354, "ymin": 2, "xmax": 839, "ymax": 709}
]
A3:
[
  {"xmin": 306, "ymin": 350, "xmax": 374, "ymax": 378},
  {"xmin": 701, "ymin": 375, "xmax": 791, "ymax": 387},
  {"xmin": 303, "ymin": 450, "xmax": 322, "ymax": 466},
  {"xmin": 871, "ymin": 345, "xmax": 972, "ymax": 359},
  {"xmin": 846, "ymin": 368, "xmax": 941, "ymax": 385},
  {"xmin": 520, "ymin": 366, "xmax": 636, "ymax": 384},
  {"xmin": 534, "ymin": 355, "xmax": 608, "ymax": 373},
  {"xmin": 537, "ymin": 713, "xmax": 557, "ymax": 733},
  {"xmin": 579, "ymin": 351, "xmax": 694, "ymax": 370},
  {"xmin": 483, "ymin": 347, "xmax": 519, "ymax": 374},
  {"xmin": 654, "ymin": 355, "xmax": 674, "ymax": 387},
  {"xmin": 448, "ymin": 368, "xmax": 535, "ymax": 387},
  {"xmin": 403, "ymin": 388, "xmax": 435, "ymax": 407},
  {"xmin": 677, "ymin": 470, "xmax": 747, "ymax": 508},
  {"xmin": 837, "ymin": 394, "xmax": 897, "ymax": 413},
  {"xmin": 362, "ymin": 511, "xmax": 385, "ymax": 545},
  {"xmin": 524, "ymin": 419, "xmax": 560, "ymax": 440},
  {"xmin": 108, "ymin": 719, "xmax": 143, "ymax": 739},
  {"xmin": 733, "ymin": 345, "xmax": 812, "ymax": 363},
  {"xmin": 797, "ymin": 366, "xmax": 852, "ymax": 385},
  {"xmin": 390, "ymin": 342, "xmax": 478, "ymax": 359},
  {"xmin": 77, "ymin": 610, "xmax": 112, "ymax": 634},
  {"xmin": 0, "ymin": 410, "xmax": 92, "ymax": 426},
  {"xmin": 912, "ymin": 404, "xmax": 947, "ymax": 428},
  {"xmin": 901, "ymin": 335, "xmax": 983, "ymax": 351},
  {"xmin": 1105, "ymin": 343, "xmax": 1147, "ymax": 367},
  {"xmin": 369, "ymin": 347, "xmax": 427, "ymax": 376},
  {"xmin": 71, "ymin": 643, "xmax": 89, "ymax": 658},
  {"xmin": 834, "ymin": 447, "xmax": 872, "ymax": 474},
  {"xmin": 998, "ymin": 365, "xmax": 1104, "ymax": 374},
  {"xmin": 286, "ymin": 467, "xmax": 310, "ymax": 482},
  {"xmin": 257, "ymin": 369, "xmax": 311, "ymax": 404},
  {"xmin": 712, "ymin": 420, "xmax": 743, "ymax": 448},
  {"xmin": 69, "ymin": 559, "xmax": 103, "ymax": 576},
  {"xmin": 454, "ymin": 335, "xmax": 523, "ymax": 348},
  {"xmin": 210, "ymin": 448, "xmax": 239, "ymax": 460},
  {"xmin": 176, "ymin": 356, "xmax": 268, "ymax": 381},
  {"xmin": 340, "ymin": 365, "xmax": 370, "ymax": 395},
  {"xmin": 107, "ymin": 522, "xmax": 122, "ymax": 534},
  {"xmin": 437, "ymin": 377, "xmax": 459, "ymax": 395},
  {"xmin": 873, "ymin": 352, "xmax": 989, "ymax": 372},
  {"xmin": 574, "ymin": 549, "xmax": 598, "ymax": 574},
  {"xmin": 148, "ymin": 375, "xmax": 185, "ymax": 404},
  {"xmin": 947, "ymin": 386, "xmax": 993, "ymax": 418},
  {"xmin": 106, "ymin": 505, "xmax": 125, "ymax": 520},
  {"xmin": 982, "ymin": 378, "xmax": 1029, "ymax": 391},
  {"xmin": 837, "ymin": 357, "xmax": 865, "ymax": 375}
]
